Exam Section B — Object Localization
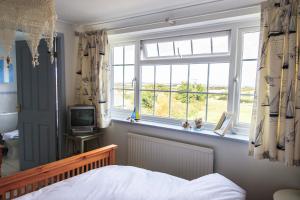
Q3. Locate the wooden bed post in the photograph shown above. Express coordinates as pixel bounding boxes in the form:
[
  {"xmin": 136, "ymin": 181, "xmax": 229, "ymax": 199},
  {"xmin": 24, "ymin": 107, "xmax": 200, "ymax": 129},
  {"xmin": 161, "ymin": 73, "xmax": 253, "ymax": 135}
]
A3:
[
  {"xmin": 109, "ymin": 147, "xmax": 116, "ymax": 165},
  {"xmin": 0, "ymin": 144, "xmax": 117, "ymax": 200}
]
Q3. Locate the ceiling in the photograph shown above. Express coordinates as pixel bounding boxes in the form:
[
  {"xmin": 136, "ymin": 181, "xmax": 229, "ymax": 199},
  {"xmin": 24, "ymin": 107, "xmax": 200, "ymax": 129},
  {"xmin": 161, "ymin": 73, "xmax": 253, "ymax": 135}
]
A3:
[{"xmin": 56, "ymin": 0, "xmax": 264, "ymax": 25}]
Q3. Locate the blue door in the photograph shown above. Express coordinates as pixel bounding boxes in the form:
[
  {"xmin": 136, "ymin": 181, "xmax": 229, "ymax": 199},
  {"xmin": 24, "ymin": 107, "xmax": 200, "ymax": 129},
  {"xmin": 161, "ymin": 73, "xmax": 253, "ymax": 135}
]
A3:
[{"xmin": 16, "ymin": 40, "xmax": 57, "ymax": 170}]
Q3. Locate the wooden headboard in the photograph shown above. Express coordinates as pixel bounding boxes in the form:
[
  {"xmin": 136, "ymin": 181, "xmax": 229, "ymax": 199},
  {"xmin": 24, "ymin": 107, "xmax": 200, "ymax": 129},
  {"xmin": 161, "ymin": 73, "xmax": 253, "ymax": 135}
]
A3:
[{"xmin": 0, "ymin": 144, "xmax": 117, "ymax": 200}]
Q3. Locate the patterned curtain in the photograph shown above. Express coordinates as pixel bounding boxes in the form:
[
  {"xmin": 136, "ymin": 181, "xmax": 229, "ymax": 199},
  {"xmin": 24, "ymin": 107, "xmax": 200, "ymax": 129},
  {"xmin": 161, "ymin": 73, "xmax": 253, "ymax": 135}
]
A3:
[
  {"xmin": 249, "ymin": 0, "xmax": 300, "ymax": 166},
  {"xmin": 75, "ymin": 30, "xmax": 111, "ymax": 128}
]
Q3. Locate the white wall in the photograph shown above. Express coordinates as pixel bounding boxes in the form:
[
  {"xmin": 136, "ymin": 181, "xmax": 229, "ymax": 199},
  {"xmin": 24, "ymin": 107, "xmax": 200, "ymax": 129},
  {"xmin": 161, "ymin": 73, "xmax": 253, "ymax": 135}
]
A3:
[
  {"xmin": 102, "ymin": 121, "xmax": 300, "ymax": 200},
  {"xmin": 56, "ymin": 21, "xmax": 77, "ymax": 106},
  {"xmin": 0, "ymin": 44, "xmax": 18, "ymax": 132}
]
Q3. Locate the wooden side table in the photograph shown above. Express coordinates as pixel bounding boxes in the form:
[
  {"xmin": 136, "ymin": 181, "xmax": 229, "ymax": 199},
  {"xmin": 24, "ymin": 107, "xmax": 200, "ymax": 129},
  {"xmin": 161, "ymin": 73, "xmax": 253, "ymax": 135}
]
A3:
[
  {"xmin": 274, "ymin": 189, "xmax": 300, "ymax": 200},
  {"xmin": 65, "ymin": 133, "xmax": 104, "ymax": 155}
]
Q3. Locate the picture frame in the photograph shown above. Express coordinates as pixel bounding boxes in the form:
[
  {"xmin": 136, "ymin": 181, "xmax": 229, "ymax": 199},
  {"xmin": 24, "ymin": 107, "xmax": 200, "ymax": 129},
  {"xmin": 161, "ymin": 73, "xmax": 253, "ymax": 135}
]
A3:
[
  {"xmin": 0, "ymin": 57, "xmax": 14, "ymax": 84},
  {"xmin": 214, "ymin": 112, "xmax": 233, "ymax": 136}
]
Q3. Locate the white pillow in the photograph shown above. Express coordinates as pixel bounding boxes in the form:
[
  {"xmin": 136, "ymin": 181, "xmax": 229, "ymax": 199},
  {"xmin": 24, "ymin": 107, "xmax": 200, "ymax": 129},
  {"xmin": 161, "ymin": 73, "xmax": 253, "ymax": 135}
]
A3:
[{"xmin": 169, "ymin": 173, "xmax": 246, "ymax": 200}]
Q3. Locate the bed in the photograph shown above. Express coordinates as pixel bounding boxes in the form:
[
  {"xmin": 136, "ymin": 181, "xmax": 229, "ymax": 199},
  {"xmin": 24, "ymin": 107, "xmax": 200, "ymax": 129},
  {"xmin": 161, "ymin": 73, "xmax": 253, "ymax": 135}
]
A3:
[{"xmin": 0, "ymin": 144, "xmax": 246, "ymax": 200}]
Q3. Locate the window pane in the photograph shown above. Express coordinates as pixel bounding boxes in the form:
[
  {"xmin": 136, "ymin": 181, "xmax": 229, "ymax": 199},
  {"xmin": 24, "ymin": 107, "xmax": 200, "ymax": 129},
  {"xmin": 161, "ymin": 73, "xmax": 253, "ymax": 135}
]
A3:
[
  {"xmin": 155, "ymin": 92, "xmax": 170, "ymax": 117},
  {"xmin": 175, "ymin": 40, "xmax": 192, "ymax": 56},
  {"xmin": 113, "ymin": 89, "xmax": 123, "ymax": 108},
  {"xmin": 124, "ymin": 45, "xmax": 135, "ymax": 64},
  {"xmin": 141, "ymin": 65, "xmax": 154, "ymax": 90},
  {"xmin": 141, "ymin": 91, "xmax": 154, "ymax": 115},
  {"xmin": 188, "ymin": 93, "xmax": 206, "ymax": 120},
  {"xmin": 209, "ymin": 63, "xmax": 229, "ymax": 93},
  {"xmin": 207, "ymin": 94, "xmax": 228, "ymax": 123},
  {"xmin": 171, "ymin": 65, "xmax": 188, "ymax": 91},
  {"xmin": 124, "ymin": 90, "xmax": 134, "ymax": 110},
  {"xmin": 212, "ymin": 36, "xmax": 228, "ymax": 53},
  {"xmin": 243, "ymin": 32, "xmax": 259, "ymax": 59},
  {"xmin": 113, "ymin": 46, "xmax": 123, "ymax": 65},
  {"xmin": 156, "ymin": 65, "xmax": 170, "ymax": 91},
  {"xmin": 239, "ymin": 95, "xmax": 254, "ymax": 124},
  {"xmin": 158, "ymin": 42, "xmax": 174, "ymax": 57},
  {"xmin": 171, "ymin": 92, "xmax": 187, "ymax": 120},
  {"xmin": 113, "ymin": 65, "xmax": 123, "ymax": 88},
  {"xmin": 146, "ymin": 43, "xmax": 158, "ymax": 57},
  {"xmin": 189, "ymin": 64, "xmax": 208, "ymax": 92},
  {"xmin": 241, "ymin": 61, "xmax": 257, "ymax": 94},
  {"xmin": 192, "ymin": 38, "xmax": 211, "ymax": 54},
  {"xmin": 124, "ymin": 65, "xmax": 134, "ymax": 89}
]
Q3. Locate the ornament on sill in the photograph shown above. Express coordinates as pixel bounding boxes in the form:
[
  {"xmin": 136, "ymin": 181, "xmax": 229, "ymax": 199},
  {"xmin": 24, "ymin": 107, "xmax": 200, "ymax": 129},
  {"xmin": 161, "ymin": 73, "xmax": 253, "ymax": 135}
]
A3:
[
  {"xmin": 182, "ymin": 121, "xmax": 191, "ymax": 129},
  {"xmin": 194, "ymin": 118, "xmax": 203, "ymax": 129},
  {"xmin": 127, "ymin": 107, "xmax": 140, "ymax": 123}
]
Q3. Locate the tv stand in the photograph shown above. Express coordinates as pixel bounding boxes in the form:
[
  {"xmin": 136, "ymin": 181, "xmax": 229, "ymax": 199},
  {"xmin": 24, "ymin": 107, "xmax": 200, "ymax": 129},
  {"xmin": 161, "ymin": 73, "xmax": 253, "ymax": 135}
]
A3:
[
  {"xmin": 65, "ymin": 131, "xmax": 104, "ymax": 154},
  {"xmin": 71, "ymin": 128, "xmax": 94, "ymax": 135}
]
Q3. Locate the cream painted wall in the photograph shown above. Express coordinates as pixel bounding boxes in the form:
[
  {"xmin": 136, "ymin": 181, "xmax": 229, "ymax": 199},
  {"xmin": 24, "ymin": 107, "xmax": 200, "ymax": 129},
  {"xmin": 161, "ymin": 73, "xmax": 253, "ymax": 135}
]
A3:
[{"xmin": 56, "ymin": 21, "xmax": 77, "ymax": 107}]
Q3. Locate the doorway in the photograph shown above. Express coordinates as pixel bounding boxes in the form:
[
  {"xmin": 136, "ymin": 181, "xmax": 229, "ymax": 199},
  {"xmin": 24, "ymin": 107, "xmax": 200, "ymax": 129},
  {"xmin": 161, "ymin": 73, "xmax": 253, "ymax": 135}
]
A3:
[{"xmin": 0, "ymin": 33, "xmax": 66, "ymax": 175}]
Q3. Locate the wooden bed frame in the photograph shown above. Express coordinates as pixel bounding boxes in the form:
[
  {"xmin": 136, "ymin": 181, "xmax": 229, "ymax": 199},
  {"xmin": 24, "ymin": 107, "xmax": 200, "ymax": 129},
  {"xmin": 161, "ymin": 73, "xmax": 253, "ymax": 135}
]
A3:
[{"xmin": 0, "ymin": 144, "xmax": 117, "ymax": 200}]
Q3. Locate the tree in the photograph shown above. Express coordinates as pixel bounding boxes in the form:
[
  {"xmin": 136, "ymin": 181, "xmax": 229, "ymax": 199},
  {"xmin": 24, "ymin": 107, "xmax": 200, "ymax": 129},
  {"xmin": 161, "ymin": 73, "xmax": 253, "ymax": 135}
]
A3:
[{"xmin": 174, "ymin": 83, "xmax": 206, "ymax": 103}]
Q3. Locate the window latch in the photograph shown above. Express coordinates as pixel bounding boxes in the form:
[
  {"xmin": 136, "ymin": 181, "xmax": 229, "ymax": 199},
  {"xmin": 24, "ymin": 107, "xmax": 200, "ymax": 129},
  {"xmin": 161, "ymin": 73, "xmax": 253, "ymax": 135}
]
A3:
[
  {"xmin": 132, "ymin": 77, "xmax": 137, "ymax": 88},
  {"xmin": 234, "ymin": 76, "xmax": 239, "ymax": 83}
]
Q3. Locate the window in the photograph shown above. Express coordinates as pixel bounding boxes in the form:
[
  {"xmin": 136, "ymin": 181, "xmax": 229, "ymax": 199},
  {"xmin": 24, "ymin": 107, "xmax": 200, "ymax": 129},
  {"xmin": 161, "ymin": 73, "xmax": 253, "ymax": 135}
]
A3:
[
  {"xmin": 143, "ymin": 31, "xmax": 229, "ymax": 59},
  {"xmin": 139, "ymin": 31, "xmax": 230, "ymax": 124},
  {"xmin": 238, "ymin": 31, "xmax": 260, "ymax": 124},
  {"xmin": 112, "ymin": 45, "xmax": 135, "ymax": 110},
  {"xmin": 140, "ymin": 63, "xmax": 229, "ymax": 123},
  {"xmin": 110, "ymin": 25, "xmax": 260, "ymax": 132}
]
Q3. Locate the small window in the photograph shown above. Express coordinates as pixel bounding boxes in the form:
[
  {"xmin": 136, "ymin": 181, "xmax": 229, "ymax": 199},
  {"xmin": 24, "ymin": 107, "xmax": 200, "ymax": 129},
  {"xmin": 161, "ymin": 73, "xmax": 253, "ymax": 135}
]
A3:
[
  {"xmin": 145, "ymin": 43, "xmax": 158, "ymax": 57},
  {"xmin": 174, "ymin": 40, "xmax": 192, "ymax": 56},
  {"xmin": 238, "ymin": 31, "xmax": 260, "ymax": 124},
  {"xmin": 142, "ymin": 31, "xmax": 229, "ymax": 59},
  {"xmin": 192, "ymin": 38, "xmax": 211, "ymax": 54},
  {"xmin": 158, "ymin": 42, "xmax": 174, "ymax": 57},
  {"xmin": 212, "ymin": 35, "xmax": 229, "ymax": 53},
  {"xmin": 112, "ymin": 45, "xmax": 135, "ymax": 110}
]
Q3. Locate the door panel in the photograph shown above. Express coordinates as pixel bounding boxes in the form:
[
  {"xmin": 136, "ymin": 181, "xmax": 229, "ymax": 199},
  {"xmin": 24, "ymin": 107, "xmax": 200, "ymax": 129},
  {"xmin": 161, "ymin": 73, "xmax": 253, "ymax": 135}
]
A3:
[{"xmin": 16, "ymin": 40, "xmax": 57, "ymax": 170}]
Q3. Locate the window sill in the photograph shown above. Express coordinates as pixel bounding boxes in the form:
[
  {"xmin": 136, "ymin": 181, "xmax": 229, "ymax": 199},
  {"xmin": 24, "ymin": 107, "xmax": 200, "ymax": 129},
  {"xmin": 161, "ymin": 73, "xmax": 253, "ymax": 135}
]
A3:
[{"xmin": 111, "ymin": 117, "xmax": 249, "ymax": 144}]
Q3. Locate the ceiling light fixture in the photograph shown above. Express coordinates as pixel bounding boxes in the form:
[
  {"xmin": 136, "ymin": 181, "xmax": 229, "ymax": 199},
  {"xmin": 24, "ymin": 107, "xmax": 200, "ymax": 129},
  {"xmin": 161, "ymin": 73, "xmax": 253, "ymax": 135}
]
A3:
[{"xmin": 165, "ymin": 17, "xmax": 176, "ymax": 26}]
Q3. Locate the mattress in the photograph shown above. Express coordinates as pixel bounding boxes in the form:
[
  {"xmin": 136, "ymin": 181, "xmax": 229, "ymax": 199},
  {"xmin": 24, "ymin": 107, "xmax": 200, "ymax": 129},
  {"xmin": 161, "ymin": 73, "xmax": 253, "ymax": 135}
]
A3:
[{"xmin": 17, "ymin": 165, "xmax": 246, "ymax": 200}]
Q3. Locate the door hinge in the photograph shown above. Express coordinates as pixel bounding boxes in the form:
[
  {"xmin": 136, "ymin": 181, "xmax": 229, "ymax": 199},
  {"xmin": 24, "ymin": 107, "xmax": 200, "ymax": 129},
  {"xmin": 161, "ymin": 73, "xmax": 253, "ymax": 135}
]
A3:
[{"xmin": 16, "ymin": 104, "xmax": 21, "ymax": 113}]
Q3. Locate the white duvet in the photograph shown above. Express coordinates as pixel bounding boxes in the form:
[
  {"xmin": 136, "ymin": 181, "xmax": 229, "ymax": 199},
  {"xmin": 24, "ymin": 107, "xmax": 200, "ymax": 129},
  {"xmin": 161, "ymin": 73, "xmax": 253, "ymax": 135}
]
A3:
[{"xmin": 17, "ymin": 165, "xmax": 246, "ymax": 200}]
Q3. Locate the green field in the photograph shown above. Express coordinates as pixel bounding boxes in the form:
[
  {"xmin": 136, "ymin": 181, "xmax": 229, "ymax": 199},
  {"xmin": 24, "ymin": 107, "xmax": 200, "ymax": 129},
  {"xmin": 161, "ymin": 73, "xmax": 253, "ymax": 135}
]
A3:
[{"xmin": 115, "ymin": 83, "xmax": 254, "ymax": 124}]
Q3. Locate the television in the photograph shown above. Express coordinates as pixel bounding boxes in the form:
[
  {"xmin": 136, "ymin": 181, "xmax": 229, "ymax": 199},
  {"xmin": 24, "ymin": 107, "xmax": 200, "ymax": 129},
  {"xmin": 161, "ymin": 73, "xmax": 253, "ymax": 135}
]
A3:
[{"xmin": 68, "ymin": 105, "xmax": 96, "ymax": 134}]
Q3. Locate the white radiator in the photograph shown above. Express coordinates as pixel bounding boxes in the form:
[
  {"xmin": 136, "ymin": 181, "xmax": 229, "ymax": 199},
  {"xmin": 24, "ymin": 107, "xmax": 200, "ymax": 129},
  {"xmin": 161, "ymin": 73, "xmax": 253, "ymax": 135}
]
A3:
[{"xmin": 128, "ymin": 133, "xmax": 214, "ymax": 180}]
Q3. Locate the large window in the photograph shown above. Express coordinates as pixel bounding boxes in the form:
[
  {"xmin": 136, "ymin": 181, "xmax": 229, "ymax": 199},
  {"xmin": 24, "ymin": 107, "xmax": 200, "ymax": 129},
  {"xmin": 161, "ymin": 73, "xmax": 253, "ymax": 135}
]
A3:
[
  {"xmin": 110, "ymin": 26, "xmax": 260, "ymax": 131},
  {"xmin": 140, "ymin": 63, "xmax": 229, "ymax": 123}
]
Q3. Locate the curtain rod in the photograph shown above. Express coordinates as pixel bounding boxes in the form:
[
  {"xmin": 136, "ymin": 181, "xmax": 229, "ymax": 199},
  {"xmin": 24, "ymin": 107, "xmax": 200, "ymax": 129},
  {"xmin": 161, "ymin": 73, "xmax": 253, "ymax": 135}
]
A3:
[{"xmin": 75, "ymin": 4, "xmax": 260, "ymax": 35}]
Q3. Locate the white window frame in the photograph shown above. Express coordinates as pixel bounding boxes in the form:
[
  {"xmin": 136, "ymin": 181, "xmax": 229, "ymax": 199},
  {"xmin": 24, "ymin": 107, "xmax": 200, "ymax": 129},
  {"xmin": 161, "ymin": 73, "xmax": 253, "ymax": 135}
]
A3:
[
  {"xmin": 110, "ymin": 41, "xmax": 137, "ymax": 111},
  {"xmin": 232, "ymin": 26, "xmax": 260, "ymax": 134},
  {"xmin": 110, "ymin": 21, "xmax": 260, "ymax": 134}
]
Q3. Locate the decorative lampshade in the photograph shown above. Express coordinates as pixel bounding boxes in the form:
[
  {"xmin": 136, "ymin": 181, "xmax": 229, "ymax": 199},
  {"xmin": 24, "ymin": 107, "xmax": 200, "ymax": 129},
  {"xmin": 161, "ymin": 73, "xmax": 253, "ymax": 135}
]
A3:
[{"xmin": 0, "ymin": 0, "xmax": 57, "ymax": 67}]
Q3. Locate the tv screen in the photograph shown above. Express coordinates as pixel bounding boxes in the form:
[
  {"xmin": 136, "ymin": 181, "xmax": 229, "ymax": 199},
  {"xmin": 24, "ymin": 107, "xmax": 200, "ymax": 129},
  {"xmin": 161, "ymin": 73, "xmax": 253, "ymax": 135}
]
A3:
[{"xmin": 70, "ymin": 108, "xmax": 95, "ymax": 127}]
